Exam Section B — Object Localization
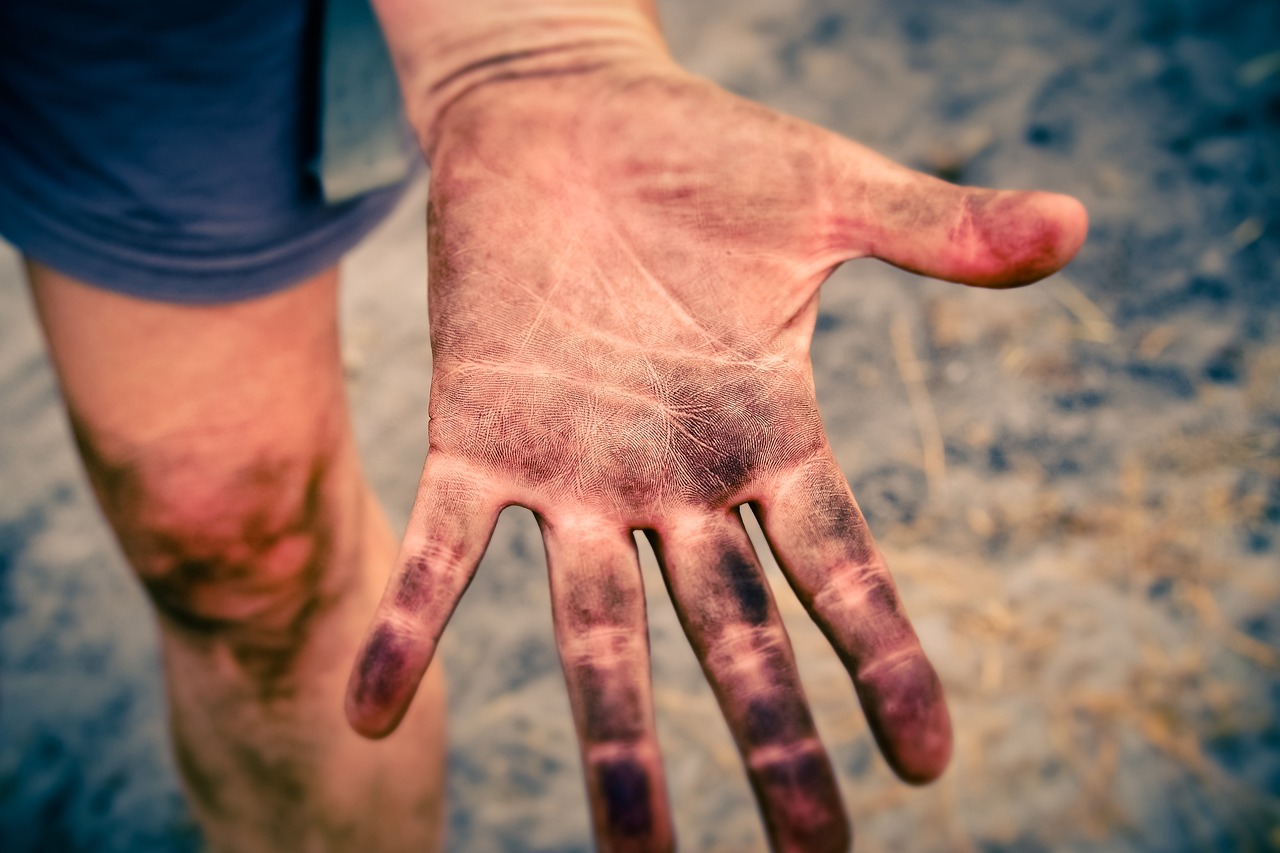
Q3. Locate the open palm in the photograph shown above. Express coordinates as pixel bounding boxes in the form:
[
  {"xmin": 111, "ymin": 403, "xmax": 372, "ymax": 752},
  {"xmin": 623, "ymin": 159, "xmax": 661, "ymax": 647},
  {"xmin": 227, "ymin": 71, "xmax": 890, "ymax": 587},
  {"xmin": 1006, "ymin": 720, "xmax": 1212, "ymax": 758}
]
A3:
[{"xmin": 346, "ymin": 63, "xmax": 1086, "ymax": 851}]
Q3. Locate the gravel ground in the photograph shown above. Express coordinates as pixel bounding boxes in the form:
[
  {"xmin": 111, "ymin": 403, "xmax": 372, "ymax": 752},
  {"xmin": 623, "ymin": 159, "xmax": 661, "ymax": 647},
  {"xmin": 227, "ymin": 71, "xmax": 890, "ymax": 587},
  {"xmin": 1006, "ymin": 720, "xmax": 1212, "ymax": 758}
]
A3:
[{"xmin": 2, "ymin": 0, "xmax": 1278, "ymax": 850}]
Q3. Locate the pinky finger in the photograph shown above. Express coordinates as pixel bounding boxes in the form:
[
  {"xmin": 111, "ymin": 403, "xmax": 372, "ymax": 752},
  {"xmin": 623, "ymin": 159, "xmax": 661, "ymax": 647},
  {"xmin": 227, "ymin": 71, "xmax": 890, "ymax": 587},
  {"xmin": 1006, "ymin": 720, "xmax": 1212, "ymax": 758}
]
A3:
[{"xmin": 346, "ymin": 455, "xmax": 501, "ymax": 737}]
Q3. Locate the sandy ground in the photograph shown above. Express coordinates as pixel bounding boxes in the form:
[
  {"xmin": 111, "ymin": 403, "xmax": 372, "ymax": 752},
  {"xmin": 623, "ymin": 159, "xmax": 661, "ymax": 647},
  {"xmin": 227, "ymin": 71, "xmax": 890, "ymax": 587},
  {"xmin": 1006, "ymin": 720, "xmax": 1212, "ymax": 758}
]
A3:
[{"xmin": 2, "ymin": 0, "xmax": 1278, "ymax": 850}]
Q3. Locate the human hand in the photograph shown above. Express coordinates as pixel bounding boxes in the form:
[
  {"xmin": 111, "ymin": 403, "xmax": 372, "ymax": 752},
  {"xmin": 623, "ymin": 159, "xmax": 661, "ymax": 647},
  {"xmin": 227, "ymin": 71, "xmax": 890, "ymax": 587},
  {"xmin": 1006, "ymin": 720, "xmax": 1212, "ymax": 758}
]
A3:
[{"xmin": 345, "ymin": 60, "xmax": 1086, "ymax": 851}]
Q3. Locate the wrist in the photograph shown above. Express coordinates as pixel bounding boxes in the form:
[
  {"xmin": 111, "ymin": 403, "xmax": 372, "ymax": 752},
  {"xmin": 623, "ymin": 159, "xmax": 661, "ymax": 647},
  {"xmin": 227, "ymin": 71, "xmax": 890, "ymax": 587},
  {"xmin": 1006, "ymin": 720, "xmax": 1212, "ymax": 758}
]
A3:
[{"xmin": 371, "ymin": 0, "xmax": 671, "ymax": 155}]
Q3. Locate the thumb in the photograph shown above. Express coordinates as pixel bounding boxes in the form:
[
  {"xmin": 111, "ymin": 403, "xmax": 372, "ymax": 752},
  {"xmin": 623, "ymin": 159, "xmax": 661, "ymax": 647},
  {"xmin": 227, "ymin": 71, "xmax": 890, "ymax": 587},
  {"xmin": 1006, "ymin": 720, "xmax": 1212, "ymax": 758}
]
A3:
[{"xmin": 829, "ymin": 142, "xmax": 1088, "ymax": 288}]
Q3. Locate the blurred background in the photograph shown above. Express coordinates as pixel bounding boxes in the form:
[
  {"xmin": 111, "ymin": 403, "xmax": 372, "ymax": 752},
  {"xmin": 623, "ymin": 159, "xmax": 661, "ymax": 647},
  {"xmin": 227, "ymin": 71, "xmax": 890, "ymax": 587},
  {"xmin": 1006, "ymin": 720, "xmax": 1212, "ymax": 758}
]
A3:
[{"xmin": 2, "ymin": 0, "xmax": 1278, "ymax": 850}]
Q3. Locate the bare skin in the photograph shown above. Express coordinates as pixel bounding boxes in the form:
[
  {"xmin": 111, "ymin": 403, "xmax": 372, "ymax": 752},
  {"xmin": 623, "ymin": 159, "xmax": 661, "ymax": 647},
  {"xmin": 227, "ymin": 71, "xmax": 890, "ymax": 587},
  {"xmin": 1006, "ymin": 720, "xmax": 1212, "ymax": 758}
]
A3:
[
  {"xmin": 27, "ymin": 265, "xmax": 447, "ymax": 852},
  {"xmin": 346, "ymin": 58, "xmax": 1088, "ymax": 852},
  {"xmin": 6, "ymin": 0, "xmax": 1084, "ymax": 848}
]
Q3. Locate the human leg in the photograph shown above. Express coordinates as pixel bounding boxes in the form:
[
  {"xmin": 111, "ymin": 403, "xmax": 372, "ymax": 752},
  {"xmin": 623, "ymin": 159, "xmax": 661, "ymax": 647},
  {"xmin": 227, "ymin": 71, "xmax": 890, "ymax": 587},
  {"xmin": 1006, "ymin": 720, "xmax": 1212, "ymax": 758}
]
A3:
[{"xmin": 27, "ymin": 261, "xmax": 445, "ymax": 852}]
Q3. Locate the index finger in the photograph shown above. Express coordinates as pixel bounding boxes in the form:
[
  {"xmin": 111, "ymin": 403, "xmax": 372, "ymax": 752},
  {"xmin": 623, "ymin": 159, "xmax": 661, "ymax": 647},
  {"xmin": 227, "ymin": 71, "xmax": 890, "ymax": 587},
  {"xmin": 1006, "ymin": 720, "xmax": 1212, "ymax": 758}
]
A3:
[{"xmin": 345, "ymin": 456, "xmax": 501, "ymax": 737}]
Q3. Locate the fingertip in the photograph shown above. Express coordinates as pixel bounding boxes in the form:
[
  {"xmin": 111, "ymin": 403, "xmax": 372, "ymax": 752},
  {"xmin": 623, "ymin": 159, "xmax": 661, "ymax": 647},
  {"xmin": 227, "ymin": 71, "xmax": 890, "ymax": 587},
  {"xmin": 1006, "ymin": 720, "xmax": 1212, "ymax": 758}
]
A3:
[
  {"xmin": 344, "ymin": 679, "xmax": 404, "ymax": 741},
  {"xmin": 1034, "ymin": 189, "xmax": 1089, "ymax": 270},
  {"xmin": 1044, "ymin": 190, "xmax": 1090, "ymax": 244},
  {"xmin": 749, "ymin": 746, "xmax": 851, "ymax": 853},
  {"xmin": 344, "ymin": 623, "xmax": 428, "ymax": 740},
  {"xmin": 893, "ymin": 712, "xmax": 953, "ymax": 785},
  {"xmin": 881, "ymin": 705, "xmax": 952, "ymax": 786},
  {"xmin": 345, "ymin": 679, "xmax": 411, "ymax": 739},
  {"xmin": 345, "ymin": 695, "xmax": 402, "ymax": 741},
  {"xmin": 958, "ymin": 188, "xmax": 1089, "ymax": 288},
  {"xmin": 857, "ymin": 653, "xmax": 953, "ymax": 785}
]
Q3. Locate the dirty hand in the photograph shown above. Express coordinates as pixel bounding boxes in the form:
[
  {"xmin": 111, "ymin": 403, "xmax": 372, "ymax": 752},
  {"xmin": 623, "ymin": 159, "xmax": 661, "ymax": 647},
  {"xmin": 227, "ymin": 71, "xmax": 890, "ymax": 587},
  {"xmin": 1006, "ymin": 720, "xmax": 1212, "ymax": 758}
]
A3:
[{"xmin": 345, "ymin": 58, "xmax": 1086, "ymax": 851}]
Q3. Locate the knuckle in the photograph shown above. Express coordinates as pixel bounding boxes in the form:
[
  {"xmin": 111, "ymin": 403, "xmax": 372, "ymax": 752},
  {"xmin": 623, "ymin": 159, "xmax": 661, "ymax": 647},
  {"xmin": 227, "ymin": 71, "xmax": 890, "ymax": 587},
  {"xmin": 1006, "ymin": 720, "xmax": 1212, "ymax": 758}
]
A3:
[
  {"xmin": 856, "ymin": 643, "xmax": 923, "ymax": 683},
  {"xmin": 746, "ymin": 742, "xmax": 849, "ymax": 852},
  {"xmin": 703, "ymin": 622, "xmax": 790, "ymax": 673},
  {"xmin": 812, "ymin": 557, "xmax": 901, "ymax": 620},
  {"xmin": 562, "ymin": 629, "xmax": 649, "ymax": 743},
  {"xmin": 740, "ymin": 691, "xmax": 817, "ymax": 748},
  {"xmin": 390, "ymin": 545, "xmax": 461, "ymax": 612},
  {"xmin": 746, "ymin": 737, "xmax": 828, "ymax": 774},
  {"xmin": 575, "ymin": 664, "xmax": 646, "ymax": 743},
  {"xmin": 560, "ymin": 623, "xmax": 641, "ymax": 664}
]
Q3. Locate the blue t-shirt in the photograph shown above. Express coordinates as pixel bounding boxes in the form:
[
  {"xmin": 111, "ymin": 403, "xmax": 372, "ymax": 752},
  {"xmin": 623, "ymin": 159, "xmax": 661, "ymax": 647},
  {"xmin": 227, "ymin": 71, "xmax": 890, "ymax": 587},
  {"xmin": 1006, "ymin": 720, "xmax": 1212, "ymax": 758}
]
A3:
[{"xmin": 0, "ymin": 0, "xmax": 417, "ymax": 302}]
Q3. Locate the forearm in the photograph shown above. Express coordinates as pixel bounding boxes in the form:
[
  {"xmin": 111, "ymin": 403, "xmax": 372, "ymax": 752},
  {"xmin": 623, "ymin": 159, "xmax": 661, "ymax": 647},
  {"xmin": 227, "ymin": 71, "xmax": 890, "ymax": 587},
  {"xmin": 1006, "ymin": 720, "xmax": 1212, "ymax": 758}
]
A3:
[{"xmin": 369, "ymin": 0, "xmax": 669, "ymax": 153}]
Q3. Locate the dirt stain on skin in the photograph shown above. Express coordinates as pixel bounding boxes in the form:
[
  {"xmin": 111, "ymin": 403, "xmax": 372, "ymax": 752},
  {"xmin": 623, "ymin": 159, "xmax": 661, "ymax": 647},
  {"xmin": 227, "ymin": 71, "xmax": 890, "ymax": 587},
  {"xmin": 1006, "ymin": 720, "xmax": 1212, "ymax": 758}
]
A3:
[
  {"xmin": 856, "ymin": 658, "xmax": 950, "ymax": 783},
  {"xmin": 754, "ymin": 748, "xmax": 827, "ymax": 792},
  {"xmin": 664, "ymin": 376, "xmax": 779, "ymax": 504},
  {"xmin": 430, "ymin": 337, "xmax": 828, "ymax": 514},
  {"xmin": 855, "ymin": 568, "xmax": 902, "ymax": 625},
  {"xmin": 689, "ymin": 443, "xmax": 756, "ymax": 502},
  {"xmin": 960, "ymin": 191, "xmax": 1068, "ymax": 286},
  {"xmin": 161, "ymin": 457, "xmax": 333, "ymax": 698},
  {"xmin": 717, "ymin": 548, "xmax": 771, "ymax": 625},
  {"xmin": 353, "ymin": 623, "xmax": 408, "ymax": 709},
  {"xmin": 393, "ymin": 555, "xmax": 434, "ymax": 610},
  {"xmin": 597, "ymin": 756, "xmax": 654, "ymax": 837},
  {"xmin": 576, "ymin": 661, "xmax": 644, "ymax": 742},
  {"xmin": 173, "ymin": 727, "xmax": 225, "ymax": 815},
  {"xmin": 565, "ymin": 568, "xmax": 637, "ymax": 630},
  {"xmin": 68, "ymin": 409, "xmax": 341, "ymax": 701},
  {"xmin": 67, "ymin": 408, "xmax": 144, "ymax": 518},
  {"xmin": 742, "ymin": 694, "xmax": 815, "ymax": 748},
  {"xmin": 750, "ymin": 749, "xmax": 846, "ymax": 851},
  {"xmin": 233, "ymin": 740, "xmax": 307, "ymax": 806},
  {"xmin": 808, "ymin": 480, "xmax": 861, "ymax": 536}
]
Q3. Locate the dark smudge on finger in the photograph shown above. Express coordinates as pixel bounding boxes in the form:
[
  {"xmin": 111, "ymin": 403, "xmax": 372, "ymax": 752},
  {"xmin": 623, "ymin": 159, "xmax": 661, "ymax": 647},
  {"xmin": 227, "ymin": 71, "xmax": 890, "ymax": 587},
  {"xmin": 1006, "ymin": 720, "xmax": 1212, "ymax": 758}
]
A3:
[
  {"xmin": 742, "ymin": 694, "xmax": 815, "ymax": 748},
  {"xmin": 393, "ymin": 555, "xmax": 433, "ymax": 610},
  {"xmin": 576, "ymin": 662, "xmax": 645, "ymax": 743},
  {"xmin": 717, "ymin": 547, "xmax": 771, "ymax": 625},
  {"xmin": 750, "ymin": 748, "xmax": 848, "ymax": 852},
  {"xmin": 353, "ymin": 623, "xmax": 406, "ymax": 708},
  {"xmin": 597, "ymin": 756, "xmax": 654, "ymax": 837},
  {"xmin": 565, "ymin": 567, "xmax": 638, "ymax": 630},
  {"xmin": 755, "ymin": 747, "xmax": 828, "ymax": 794},
  {"xmin": 857, "ymin": 654, "xmax": 952, "ymax": 783}
]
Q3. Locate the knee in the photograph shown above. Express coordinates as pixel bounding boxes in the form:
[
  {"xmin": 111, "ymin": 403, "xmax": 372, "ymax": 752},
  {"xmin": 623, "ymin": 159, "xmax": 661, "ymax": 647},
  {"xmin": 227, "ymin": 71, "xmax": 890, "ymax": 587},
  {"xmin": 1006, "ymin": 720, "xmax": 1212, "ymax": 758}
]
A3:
[{"xmin": 70, "ymin": 412, "xmax": 353, "ymax": 664}]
